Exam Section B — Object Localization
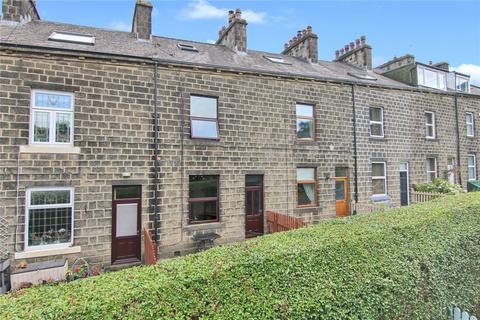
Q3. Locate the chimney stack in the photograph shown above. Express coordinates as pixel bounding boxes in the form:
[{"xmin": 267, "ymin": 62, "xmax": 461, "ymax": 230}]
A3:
[
  {"xmin": 1, "ymin": 0, "xmax": 40, "ymax": 23},
  {"xmin": 281, "ymin": 26, "xmax": 318, "ymax": 63},
  {"xmin": 216, "ymin": 8, "xmax": 248, "ymax": 52},
  {"xmin": 334, "ymin": 35, "xmax": 372, "ymax": 70},
  {"xmin": 132, "ymin": 0, "xmax": 153, "ymax": 41}
]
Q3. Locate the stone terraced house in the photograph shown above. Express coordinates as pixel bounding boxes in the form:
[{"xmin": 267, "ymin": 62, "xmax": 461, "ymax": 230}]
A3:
[{"xmin": 0, "ymin": 0, "xmax": 479, "ymax": 270}]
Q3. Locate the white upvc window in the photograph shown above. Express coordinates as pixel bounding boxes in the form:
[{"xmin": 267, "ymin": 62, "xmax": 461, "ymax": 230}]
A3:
[
  {"xmin": 372, "ymin": 162, "xmax": 387, "ymax": 195},
  {"xmin": 417, "ymin": 66, "xmax": 447, "ymax": 91},
  {"xmin": 468, "ymin": 154, "xmax": 477, "ymax": 181},
  {"xmin": 424, "ymin": 111, "xmax": 436, "ymax": 139},
  {"xmin": 369, "ymin": 107, "xmax": 384, "ymax": 138},
  {"xmin": 25, "ymin": 187, "xmax": 74, "ymax": 251},
  {"xmin": 426, "ymin": 157, "xmax": 437, "ymax": 182},
  {"xmin": 30, "ymin": 90, "xmax": 74, "ymax": 146},
  {"xmin": 466, "ymin": 112, "xmax": 475, "ymax": 137},
  {"xmin": 456, "ymin": 76, "xmax": 470, "ymax": 93}
]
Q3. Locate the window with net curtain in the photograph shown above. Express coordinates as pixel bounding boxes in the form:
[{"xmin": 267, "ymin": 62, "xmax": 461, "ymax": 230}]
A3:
[
  {"xmin": 190, "ymin": 95, "xmax": 219, "ymax": 139},
  {"xmin": 468, "ymin": 154, "xmax": 477, "ymax": 181},
  {"xmin": 297, "ymin": 168, "xmax": 316, "ymax": 207},
  {"xmin": 31, "ymin": 91, "xmax": 74, "ymax": 145},
  {"xmin": 371, "ymin": 162, "xmax": 387, "ymax": 195},
  {"xmin": 26, "ymin": 188, "xmax": 73, "ymax": 249},
  {"xmin": 466, "ymin": 112, "xmax": 474, "ymax": 137},
  {"xmin": 424, "ymin": 112, "xmax": 436, "ymax": 139}
]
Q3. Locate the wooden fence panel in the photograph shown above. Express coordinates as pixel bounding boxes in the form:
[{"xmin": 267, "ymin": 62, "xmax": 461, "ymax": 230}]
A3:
[
  {"xmin": 411, "ymin": 191, "xmax": 443, "ymax": 204},
  {"xmin": 143, "ymin": 226, "xmax": 157, "ymax": 265},
  {"xmin": 267, "ymin": 211, "xmax": 305, "ymax": 234}
]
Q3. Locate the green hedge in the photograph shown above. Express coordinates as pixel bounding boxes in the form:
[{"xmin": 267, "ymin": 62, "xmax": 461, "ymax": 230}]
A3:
[{"xmin": 1, "ymin": 193, "xmax": 479, "ymax": 319}]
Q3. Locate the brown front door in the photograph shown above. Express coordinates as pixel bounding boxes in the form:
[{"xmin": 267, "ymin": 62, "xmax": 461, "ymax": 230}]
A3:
[
  {"xmin": 245, "ymin": 175, "xmax": 264, "ymax": 238},
  {"xmin": 112, "ymin": 186, "xmax": 141, "ymax": 265},
  {"xmin": 335, "ymin": 177, "xmax": 349, "ymax": 217}
]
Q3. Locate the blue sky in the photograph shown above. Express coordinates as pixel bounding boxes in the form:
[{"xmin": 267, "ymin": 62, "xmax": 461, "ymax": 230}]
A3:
[{"xmin": 17, "ymin": 1, "xmax": 480, "ymax": 83}]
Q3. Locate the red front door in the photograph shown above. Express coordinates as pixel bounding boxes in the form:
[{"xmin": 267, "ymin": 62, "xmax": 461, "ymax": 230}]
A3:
[
  {"xmin": 112, "ymin": 186, "xmax": 141, "ymax": 265},
  {"xmin": 245, "ymin": 175, "xmax": 264, "ymax": 238}
]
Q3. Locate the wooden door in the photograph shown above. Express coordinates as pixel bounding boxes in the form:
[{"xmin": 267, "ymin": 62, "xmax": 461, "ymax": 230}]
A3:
[
  {"xmin": 335, "ymin": 177, "xmax": 349, "ymax": 217},
  {"xmin": 112, "ymin": 186, "xmax": 141, "ymax": 265},
  {"xmin": 245, "ymin": 175, "xmax": 264, "ymax": 238}
]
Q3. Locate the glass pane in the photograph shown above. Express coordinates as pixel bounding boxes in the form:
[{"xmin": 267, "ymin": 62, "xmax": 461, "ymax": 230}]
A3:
[
  {"xmin": 190, "ymin": 96, "xmax": 217, "ymax": 118},
  {"xmin": 335, "ymin": 167, "xmax": 348, "ymax": 177},
  {"xmin": 190, "ymin": 201, "xmax": 217, "ymax": 222},
  {"xmin": 297, "ymin": 168, "xmax": 315, "ymax": 181},
  {"xmin": 116, "ymin": 203, "xmax": 138, "ymax": 237},
  {"xmin": 370, "ymin": 123, "xmax": 383, "ymax": 137},
  {"xmin": 246, "ymin": 192, "xmax": 253, "ymax": 215},
  {"xmin": 399, "ymin": 163, "xmax": 408, "ymax": 171},
  {"xmin": 372, "ymin": 179, "xmax": 385, "ymax": 195},
  {"xmin": 369, "ymin": 107, "xmax": 382, "ymax": 122},
  {"xmin": 55, "ymin": 113, "xmax": 71, "ymax": 143},
  {"xmin": 425, "ymin": 113, "xmax": 433, "ymax": 125},
  {"xmin": 297, "ymin": 119, "xmax": 313, "ymax": 139},
  {"xmin": 298, "ymin": 183, "xmax": 315, "ymax": 206},
  {"xmin": 426, "ymin": 125, "xmax": 434, "ymax": 138},
  {"xmin": 28, "ymin": 207, "xmax": 72, "ymax": 246},
  {"xmin": 296, "ymin": 104, "xmax": 313, "ymax": 117},
  {"xmin": 372, "ymin": 163, "xmax": 385, "ymax": 177},
  {"xmin": 426, "ymin": 158, "xmax": 436, "ymax": 171},
  {"xmin": 114, "ymin": 186, "xmax": 141, "ymax": 199},
  {"xmin": 31, "ymin": 190, "xmax": 70, "ymax": 205},
  {"xmin": 191, "ymin": 119, "xmax": 218, "ymax": 139},
  {"xmin": 33, "ymin": 111, "xmax": 50, "ymax": 142},
  {"xmin": 34, "ymin": 92, "xmax": 72, "ymax": 110},
  {"xmin": 335, "ymin": 181, "xmax": 345, "ymax": 200},
  {"xmin": 189, "ymin": 175, "xmax": 218, "ymax": 198},
  {"xmin": 427, "ymin": 172, "xmax": 436, "ymax": 182},
  {"xmin": 468, "ymin": 167, "xmax": 475, "ymax": 180},
  {"xmin": 457, "ymin": 78, "xmax": 469, "ymax": 92},
  {"xmin": 467, "ymin": 124, "xmax": 474, "ymax": 136},
  {"xmin": 468, "ymin": 156, "xmax": 475, "ymax": 166},
  {"xmin": 254, "ymin": 190, "xmax": 261, "ymax": 214},
  {"xmin": 246, "ymin": 175, "xmax": 262, "ymax": 187}
]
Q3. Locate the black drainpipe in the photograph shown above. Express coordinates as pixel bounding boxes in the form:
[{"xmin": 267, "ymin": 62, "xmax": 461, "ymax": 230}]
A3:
[
  {"xmin": 351, "ymin": 83, "xmax": 359, "ymax": 213},
  {"xmin": 454, "ymin": 93, "xmax": 462, "ymax": 186},
  {"xmin": 153, "ymin": 60, "xmax": 160, "ymax": 244}
]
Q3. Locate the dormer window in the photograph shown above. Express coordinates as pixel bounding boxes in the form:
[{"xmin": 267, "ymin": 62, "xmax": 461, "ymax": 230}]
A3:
[
  {"xmin": 417, "ymin": 66, "xmax": 446, "ymax": 90},
  {"xmin": 456, "ymin": 75, "xmax": 470, "ymax": 93},
  {"xmin": 48, "ymin": 31, "xmax": 95, "ymax": 45},
  {"xmin": 264, "ymin": 56, "xmax": 290, "ymax": 64},
  {"xmin": 177, "ymin": 43, "xmax": 198, "ymax": 52}
]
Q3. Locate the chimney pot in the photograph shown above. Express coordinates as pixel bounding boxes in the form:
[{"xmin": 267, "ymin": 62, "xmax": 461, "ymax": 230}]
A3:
[
  {"xmin": 297, "ymin": 30, "xmax": 302, "ymax": 37},
  {"xmin": 302, "ymin": 29, "xmax": 307, "ymax": 36},
  {"xmin": 344, "ymin": 45, "xmax": 349, "ymax": 52},
  {"xmin": 340, "ymin": 48, "xmax": 345, "ymax": 55},
  {"xmin": 355, "ymin": 38, "xmax": 360, "ymax": 48},
  {"xmin": 360, "ymin": 35, "xmax": 366, "ymax": 45},
  {"xmin": 235, "ymin": 8, "xmax": 242, "ymax": 19},
  {"xmin": 335, "ymin": 50, "xmax": 340, "ymax": 59},
  {"xmin": 307, "ymin": 26, "xmax": 312, "ymax": 33},
  {"xmin": 284, "ymin": 43, "xmax": 289, "ymax": 49},
  {"xmin": 350, "ymin": 42, "xmax": 355, "ymax": 50},
  {"xmin": 293, "ymin": 36, "xmax": 298, "ymax": 42}
]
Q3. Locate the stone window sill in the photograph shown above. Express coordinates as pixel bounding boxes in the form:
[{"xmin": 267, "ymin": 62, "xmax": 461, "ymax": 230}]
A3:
[
  {"xmin": 184, "ymin": 222, "xmax": 223, "ymax": 231},
  {"xmin": 19, "ymin": 145, "xmax": 81, "ymax": 154},
  {"xmin": 14, "ymin": 246, "xmax": 81, "ymax": 260}
]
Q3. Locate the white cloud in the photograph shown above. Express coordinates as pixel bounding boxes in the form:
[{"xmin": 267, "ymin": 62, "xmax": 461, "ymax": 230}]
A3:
[
  {"xmin": 108, "ymin": 20, "xmax": 130, "ymax": 32},
  {"xmin": 242, "ymin": 10, "xmax": 266, "ymax": 24},
  {"xmin": 452, "ymin": 64, "xmax": 480, "ymax": 86},
  {"xmin": 179, "ymin": 0, "xmax": 266, "ymax": 24}
]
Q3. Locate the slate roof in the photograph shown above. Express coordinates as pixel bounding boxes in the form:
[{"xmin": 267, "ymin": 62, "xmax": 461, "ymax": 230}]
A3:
[{"xmin": 0, "ymin": 20, "xmax": 459, "ymax": 91}]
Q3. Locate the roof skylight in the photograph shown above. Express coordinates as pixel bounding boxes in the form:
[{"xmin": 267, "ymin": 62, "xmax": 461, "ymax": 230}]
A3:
[
  {"xmin": 348, "ymin": 72, "xmax": 377, "ymax": 81},
  {"xmin": 264, "ymin": 56, "xmax": 290, "ymax": 64},
  {"xmin": 177, "ymin": 43, "xmax": 199, "ymax": 52},
  {"xmin": 48, "ymin": 31, "xmax": 95, "ymax": 45}
]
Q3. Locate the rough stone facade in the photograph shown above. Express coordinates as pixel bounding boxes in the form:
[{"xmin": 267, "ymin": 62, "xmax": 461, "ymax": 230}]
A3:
[{"xmin": 0, "ymin": 0, "xmax": 478, "ymax": 271}]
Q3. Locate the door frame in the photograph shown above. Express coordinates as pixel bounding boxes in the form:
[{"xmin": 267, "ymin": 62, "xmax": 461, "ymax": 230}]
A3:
[
  {"xmin": 399, "ymin": 162, "xmax": 410, "ymax": 205},
  {"xmin": 245, "ymin": 175, "xmax": 264, "ymax": 238},
  {"xmin": 111, "ymin": 186, "xmax": 142, "ymax": 265}
]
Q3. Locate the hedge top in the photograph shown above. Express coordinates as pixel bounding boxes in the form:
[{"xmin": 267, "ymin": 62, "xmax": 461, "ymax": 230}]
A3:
[{"xmin": 1, "ymin": 193, "xmax": 479, "ymax": 320}]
